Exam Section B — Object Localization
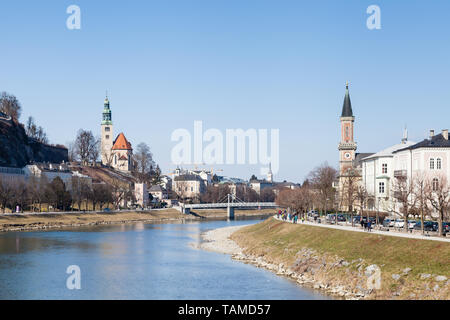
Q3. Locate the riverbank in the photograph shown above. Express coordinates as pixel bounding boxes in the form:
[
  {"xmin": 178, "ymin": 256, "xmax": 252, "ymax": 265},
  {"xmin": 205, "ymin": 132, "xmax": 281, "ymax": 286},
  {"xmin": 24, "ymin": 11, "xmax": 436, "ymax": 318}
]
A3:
[
  {"xmin": 202, "ymin": 217, "xmax": 450, "ymax": 300},
  {"xmin": 0, "ymin": 208, "xmax": 276, "ymax": 233}
]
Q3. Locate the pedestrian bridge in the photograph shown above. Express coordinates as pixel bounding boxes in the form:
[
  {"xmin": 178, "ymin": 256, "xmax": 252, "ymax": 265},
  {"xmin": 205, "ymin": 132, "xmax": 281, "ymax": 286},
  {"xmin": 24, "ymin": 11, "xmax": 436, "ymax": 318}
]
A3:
[{"xmin": 178, "ymin": 194, "xmax": 277, "ymax": 219}]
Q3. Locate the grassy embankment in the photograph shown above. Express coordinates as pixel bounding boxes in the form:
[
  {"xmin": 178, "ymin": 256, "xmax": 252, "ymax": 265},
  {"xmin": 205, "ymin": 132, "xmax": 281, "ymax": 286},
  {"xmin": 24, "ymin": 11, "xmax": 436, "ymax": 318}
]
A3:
[
  {"xmin": 231, "ymin": 218, "xmax": 450, "ymax": 299},
  {"xmin": 0, "ymin": 208, "xmax": 276, "ymax": 232}
]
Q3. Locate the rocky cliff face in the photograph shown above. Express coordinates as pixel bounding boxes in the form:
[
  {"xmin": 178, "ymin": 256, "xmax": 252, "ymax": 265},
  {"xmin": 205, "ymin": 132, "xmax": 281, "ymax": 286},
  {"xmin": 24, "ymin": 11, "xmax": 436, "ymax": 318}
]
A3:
[{"xmin": 0, "ymin": 118, "xmax": 68, "ymax": 168}]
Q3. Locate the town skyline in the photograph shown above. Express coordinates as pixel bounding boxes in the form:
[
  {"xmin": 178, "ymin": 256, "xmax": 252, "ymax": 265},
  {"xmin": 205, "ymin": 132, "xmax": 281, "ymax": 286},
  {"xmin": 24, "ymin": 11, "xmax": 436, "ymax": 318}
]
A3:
[{"xmin": 2, "ymin": 1, "xmax": 450, "ymax": 182}]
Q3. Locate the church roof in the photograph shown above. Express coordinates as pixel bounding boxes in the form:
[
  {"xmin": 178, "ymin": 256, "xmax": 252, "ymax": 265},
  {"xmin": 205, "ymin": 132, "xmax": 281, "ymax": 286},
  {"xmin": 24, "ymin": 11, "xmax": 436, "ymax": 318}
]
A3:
[
  {"xmin": 112, "ymin": 133, "xmax": 132, "ymax": 150},
  {"xmin": 341, "ymin": 82, "xmax": 354, "ymax": 117},
  {"xmin": 394, "ymin": 133, "xmax": 450, "ymax": 152}
]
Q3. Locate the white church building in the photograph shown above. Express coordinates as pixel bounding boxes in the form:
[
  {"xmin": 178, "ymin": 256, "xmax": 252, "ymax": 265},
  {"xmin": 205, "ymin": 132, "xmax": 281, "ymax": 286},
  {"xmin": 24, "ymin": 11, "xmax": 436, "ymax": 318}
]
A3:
[{"xmin": 100, "ymin": 96, "xmax": 134, "ymax": 172}]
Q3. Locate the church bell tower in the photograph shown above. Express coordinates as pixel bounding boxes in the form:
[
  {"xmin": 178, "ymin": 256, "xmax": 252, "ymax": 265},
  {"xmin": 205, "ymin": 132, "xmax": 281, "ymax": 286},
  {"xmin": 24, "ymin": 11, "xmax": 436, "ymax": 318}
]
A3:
[
  {"xmin": 101, "ymin": 94, "xmax": 114, "ymax": 166},
  {"xmin": 338, "ymin": 82, "xmax": 357, "ymax": 175}
]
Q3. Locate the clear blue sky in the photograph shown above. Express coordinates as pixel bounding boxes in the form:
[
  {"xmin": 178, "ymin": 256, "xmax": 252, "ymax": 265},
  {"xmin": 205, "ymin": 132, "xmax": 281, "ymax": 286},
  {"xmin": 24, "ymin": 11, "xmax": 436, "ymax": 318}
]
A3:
[{"xmin": 1, "ymin": 1, "xmax": 450, "ymax": 183}]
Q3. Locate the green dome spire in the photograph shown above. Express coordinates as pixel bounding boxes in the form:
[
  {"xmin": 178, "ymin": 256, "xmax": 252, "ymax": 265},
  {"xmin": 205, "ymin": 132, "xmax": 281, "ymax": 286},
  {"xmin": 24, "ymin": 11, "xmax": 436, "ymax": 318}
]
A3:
[{"xmin": 102, "ymin": 94, "xmax": 113, "ymax": 125}]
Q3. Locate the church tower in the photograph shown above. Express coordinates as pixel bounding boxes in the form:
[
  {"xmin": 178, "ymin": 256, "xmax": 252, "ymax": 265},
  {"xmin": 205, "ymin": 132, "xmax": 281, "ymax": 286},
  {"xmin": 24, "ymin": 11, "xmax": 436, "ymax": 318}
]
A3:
[
  {"xmin": 101, "ymin": 95, "xmax": 114, "ymax": 166},
  {"xmin": 267, "ymin": 162, "xmax": 273, "ymax": 183},
  {"xmin": 338, "ymin": 82, "xmax": 357, "ymax": 175}
]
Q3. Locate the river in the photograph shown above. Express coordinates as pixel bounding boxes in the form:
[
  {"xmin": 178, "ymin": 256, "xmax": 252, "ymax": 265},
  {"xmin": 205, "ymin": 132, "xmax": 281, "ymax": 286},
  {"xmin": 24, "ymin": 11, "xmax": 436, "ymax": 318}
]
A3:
[{"xmin": 0, "ymin": 217, "xmax": 328, "ymax": 300}]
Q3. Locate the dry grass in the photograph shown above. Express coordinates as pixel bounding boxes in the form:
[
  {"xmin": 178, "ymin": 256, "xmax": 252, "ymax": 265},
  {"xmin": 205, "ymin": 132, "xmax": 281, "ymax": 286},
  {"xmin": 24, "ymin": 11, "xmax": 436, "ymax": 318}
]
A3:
[{"xmin": 231, "ymin": 218, "xmax": 450, "ymax": 300}]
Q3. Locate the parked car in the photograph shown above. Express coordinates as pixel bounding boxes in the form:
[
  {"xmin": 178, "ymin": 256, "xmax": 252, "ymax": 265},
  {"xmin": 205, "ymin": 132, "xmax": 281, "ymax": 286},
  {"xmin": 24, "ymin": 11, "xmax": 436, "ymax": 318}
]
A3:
[
  {"xmin": 442, "ymin": 222, "xmax": 450, "ymax": 234},
  {"xmin": 308, "ymin": 210, "xmax": 319, "ymax": 217},
  {"xmin": 414, "ymin": 221, "xmax": 438, "ymax": 232},
  {"xmin": 393, "ymin": 219, "xmax": 405, "ymax": 228},
  {"xmin": 408, "ymin": 220, "xmax": 417, "ymax": 230},
  {"xmin": 103, "ymin": 208, "xmax": 111, "ymax": 213},
  {"xmin": 383, "ymin": 218, "xmax": 394, "ymax": 228}
]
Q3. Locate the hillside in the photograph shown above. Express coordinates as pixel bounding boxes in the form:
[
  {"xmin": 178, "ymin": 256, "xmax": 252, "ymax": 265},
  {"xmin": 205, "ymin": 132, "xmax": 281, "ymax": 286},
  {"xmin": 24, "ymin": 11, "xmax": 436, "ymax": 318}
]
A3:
[
  {"xmin": 231, "ymin": 218, "xmax": 450, "ymax": 299},
  {"xmin": 0, "ymin": 117, "xmax": 68, "ymax": 167}
]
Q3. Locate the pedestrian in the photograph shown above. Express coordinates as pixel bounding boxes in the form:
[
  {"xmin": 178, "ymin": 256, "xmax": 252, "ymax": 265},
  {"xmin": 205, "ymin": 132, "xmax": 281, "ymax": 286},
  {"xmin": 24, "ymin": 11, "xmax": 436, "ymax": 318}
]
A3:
[
  {"xmin": 360, "ymin": 218, "xmax": 364, "ymax": 229},
  {"xmin": 367, "ymin": 221, "xmax": 372, "ymax": 232}
]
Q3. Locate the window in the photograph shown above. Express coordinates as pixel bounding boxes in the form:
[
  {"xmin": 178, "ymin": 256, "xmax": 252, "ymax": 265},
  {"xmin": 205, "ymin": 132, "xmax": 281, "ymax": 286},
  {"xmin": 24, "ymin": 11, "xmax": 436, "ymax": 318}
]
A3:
[
  {"xmin": 105, "ymin": 127, "xmax": 110, "ymax": 132},
  {"xmin": 430, "ymin": 158, "xmax": 435, "ymax": 170},
  {"xmin": 432, "ymin": 178, "xmax": 439, "ymax": 191},
  {"xmin": 345, "ymin": 126, "xmax": 349, "ymax": 139},
  {"xmin": 379, "ymin": 182, "xmax": 385, "ymax": 194},
  {"xmin": 382, "ymin": 163, "xmax": 388, "ymax": 174},
  {"xmin": 105, "ymin": 135, "xmax": 109, "ymax": 139},
  {"xmin": 437, "ymin": 158, "xmax": 442, "ymax": 170}
]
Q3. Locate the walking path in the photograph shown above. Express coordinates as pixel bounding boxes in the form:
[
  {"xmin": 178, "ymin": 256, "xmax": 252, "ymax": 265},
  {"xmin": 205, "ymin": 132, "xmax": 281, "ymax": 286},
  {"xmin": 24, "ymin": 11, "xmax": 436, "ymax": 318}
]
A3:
[{"xmin": 274, "ymin": 216, "xmax": 450, "ymax": 243}]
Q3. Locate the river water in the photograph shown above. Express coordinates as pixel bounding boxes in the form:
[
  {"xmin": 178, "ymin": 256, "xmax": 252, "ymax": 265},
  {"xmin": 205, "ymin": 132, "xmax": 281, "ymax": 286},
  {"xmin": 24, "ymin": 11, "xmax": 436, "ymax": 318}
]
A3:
[{"xmin": 0, "ymin": 217, "xmax": 327, "ymax": 300}]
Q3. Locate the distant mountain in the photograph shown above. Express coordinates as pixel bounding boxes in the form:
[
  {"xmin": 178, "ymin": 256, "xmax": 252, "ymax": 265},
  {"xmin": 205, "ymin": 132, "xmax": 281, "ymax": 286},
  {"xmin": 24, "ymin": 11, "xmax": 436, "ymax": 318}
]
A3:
[{"xmin": 0, "ymin": 117, "xmax": 68, "ymax": 168}]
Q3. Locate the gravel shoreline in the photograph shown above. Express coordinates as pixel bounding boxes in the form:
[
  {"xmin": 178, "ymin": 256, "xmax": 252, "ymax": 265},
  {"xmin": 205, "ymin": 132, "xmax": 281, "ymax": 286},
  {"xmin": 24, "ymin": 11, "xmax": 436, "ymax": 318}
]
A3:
[
  {"xmin": 198, "ymin": 224, "xmax": 358, "ymax": 299},
  {"xmin": 198, "ymin": 225, "xmax": 246, "ymax": 255}
]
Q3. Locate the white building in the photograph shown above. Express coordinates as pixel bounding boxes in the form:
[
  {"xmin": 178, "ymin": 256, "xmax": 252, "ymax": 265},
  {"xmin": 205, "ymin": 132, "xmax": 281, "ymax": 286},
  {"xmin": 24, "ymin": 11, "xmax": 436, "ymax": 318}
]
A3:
[
  {"xmin": 361, "ymin": 132, "xmax": 415, "ymax": 212},
  {"xmin": 134, "ymin": 183, "xmax": 149, "ymax": 208},
  {"xmin": 361, "ymin": 129, "xmax": 450, "ymax": 216},
  {"xmin": 25, "ymin": 163, "xmax": 73, "ymax": 188},
  {"xmin": 149, "ymin": 185, "xmax": 168, "ymax": 201},
  {"xmin": 173, "ymin": 174, "xmax": 206, "ymax": 200}
]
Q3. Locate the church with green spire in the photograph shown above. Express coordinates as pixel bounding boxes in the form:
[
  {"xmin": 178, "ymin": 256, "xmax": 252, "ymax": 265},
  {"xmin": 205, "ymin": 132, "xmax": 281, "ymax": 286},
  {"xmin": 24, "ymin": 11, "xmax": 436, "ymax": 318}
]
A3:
[{"xmin": 101, "ymin": 95, "xmax": 114, "ymax": 166}]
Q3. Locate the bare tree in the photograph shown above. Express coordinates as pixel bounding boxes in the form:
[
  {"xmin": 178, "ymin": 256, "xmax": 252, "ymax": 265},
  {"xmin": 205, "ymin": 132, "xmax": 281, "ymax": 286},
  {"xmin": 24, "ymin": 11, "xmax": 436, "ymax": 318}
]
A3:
[
  {"xmin": 276, "ymin": 187, "xmax": 312, "ymax": 219},
  {"xmin": 133, "ymin": 142, "xmax": 155, "ymax": 183},
  {"xmin": 356, "ymin": 185, "xmax": 369, "ymax": 221},
  {"xmin": 413, "ymin": 172, "xmax": 431, "ymax": 235},
  {"xmin": 340, "ymin": 169, "xmax": 359, "ymax": 226},
  {"xmin": 93, "ymin": 184, "xmax": 113, "ymax": 211},
  {"xmin": 0, "ymin": 92, "xmax": 21, "ymax": 120},
  {"xmin": 308, "ymin": 163, "xmax": 337, "ymax": 215},
  {"xmin": 111, "ymin": 179, "xmax": 133, "ymax": 209},
  {"xmin": 74, "ymin": 129, "xmax": 99, "ymax": 166},
  {"xmin": 426, "ymin": 175, "xmax": 450, "ymax": 237},
  {"xmin": 0, "ymin": 177, "xmax": 15, "ymax": 213},
  {"xmin": 391, "ymin": 174, "xmax": 418, "ymax": 233}
]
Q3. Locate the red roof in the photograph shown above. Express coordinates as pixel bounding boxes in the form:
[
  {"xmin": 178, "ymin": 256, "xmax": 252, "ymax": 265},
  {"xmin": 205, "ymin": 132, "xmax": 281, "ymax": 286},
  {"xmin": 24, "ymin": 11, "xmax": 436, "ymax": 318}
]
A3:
[{"xmin": 112, "ymin": 133, "xmax": 132, "ymax": 150}]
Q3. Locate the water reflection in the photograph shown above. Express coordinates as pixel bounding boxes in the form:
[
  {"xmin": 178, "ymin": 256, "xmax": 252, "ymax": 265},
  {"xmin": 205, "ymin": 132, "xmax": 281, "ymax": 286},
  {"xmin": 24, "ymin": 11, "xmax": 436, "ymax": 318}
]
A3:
[{"xmin": 0, "ymin": 218, "xmax": 328, "ymax": 300}]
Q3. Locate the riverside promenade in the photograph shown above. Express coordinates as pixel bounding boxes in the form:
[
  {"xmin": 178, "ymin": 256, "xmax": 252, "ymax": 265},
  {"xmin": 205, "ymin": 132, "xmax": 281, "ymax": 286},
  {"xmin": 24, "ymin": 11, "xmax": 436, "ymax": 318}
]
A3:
[{"xmin": 274, "ymin": 216, "xmax": 450, "ymax": 243}]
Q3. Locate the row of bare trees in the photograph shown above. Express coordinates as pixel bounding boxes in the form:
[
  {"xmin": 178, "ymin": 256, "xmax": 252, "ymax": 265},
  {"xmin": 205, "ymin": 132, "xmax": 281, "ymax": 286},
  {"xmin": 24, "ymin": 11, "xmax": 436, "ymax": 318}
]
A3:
[
  {"xmin": 0, "ymin": 175, "xmax": 136, "ymax": 213},
  {"xmin": 276, "ymin": 162, "xmax": 337, "ymax": 217},
  {"xmin": 339, "ymin": 169, "xmax": 450, "ymax": 236},
  {"xmin": 390, "ymin": 173, "xmax": 450, "ymax": 236},
  {"xmin": 197, "ymin": 184, "xmax": 275, "ymax": 204}
]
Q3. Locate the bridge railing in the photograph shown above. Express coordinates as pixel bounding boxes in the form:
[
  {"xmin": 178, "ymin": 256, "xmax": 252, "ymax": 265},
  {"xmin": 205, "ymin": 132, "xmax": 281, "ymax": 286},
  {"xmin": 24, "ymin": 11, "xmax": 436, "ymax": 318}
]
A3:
[{"xmin": 183, "ymin": 202, "xmax": 277, "ymax": 209}]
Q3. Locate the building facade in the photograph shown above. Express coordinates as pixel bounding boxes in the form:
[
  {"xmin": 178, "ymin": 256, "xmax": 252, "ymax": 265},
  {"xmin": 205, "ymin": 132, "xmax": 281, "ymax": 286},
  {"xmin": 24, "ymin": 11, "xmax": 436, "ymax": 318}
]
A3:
[{"xmin": 100, "ymin": 96, "xmax": 134, "ymax": 172}]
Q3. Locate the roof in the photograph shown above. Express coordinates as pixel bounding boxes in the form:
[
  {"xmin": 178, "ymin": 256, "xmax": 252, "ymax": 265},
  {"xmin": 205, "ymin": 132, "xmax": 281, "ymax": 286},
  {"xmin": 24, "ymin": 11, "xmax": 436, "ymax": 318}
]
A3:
[
  {"xmin": 149, "ymin": 185, "xmax": 164, "ymax": 192},
  {"xmin": 341, "ymin": 83, "xmax": 353, "ymax": 117},
  {"xmin": 174, "ymin": 174, "xmax": 203, "ymax": 182},
  {"xmin": 362, "ymin": 141, "xmax": 416, "ymax": 161},
  {"xmin": 112, "ymin": 133, "xmax": 132, "ymax": 150},
  {"xmin": 394, "ymin": 133, "xmax": 450, "ymax": 152},
  {"xmin": 354, "ymin": 153, "xmax": 375, "ymax": 167}
]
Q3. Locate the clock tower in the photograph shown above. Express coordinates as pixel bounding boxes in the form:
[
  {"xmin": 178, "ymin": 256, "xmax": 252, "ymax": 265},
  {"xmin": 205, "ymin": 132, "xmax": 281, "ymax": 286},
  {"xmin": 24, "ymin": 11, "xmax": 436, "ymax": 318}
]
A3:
[{"xmin": 338, "ymin": 82, "xmax": 357, "ymax": 175}]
